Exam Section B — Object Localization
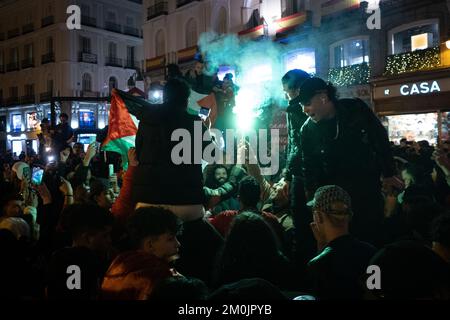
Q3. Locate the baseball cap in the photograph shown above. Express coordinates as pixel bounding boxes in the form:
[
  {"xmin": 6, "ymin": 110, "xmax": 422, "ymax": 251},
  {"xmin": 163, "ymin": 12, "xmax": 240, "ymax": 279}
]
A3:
[
  {"xmin": 308, "ymin": 185, "xmax": 353, "ymax": 216},
  {"xmin": 298, "ymin": 77, "xmax": 328, "ymax": 106},
  {"xmin": 11, "ymin": 162, "xmax": 30, "ymax": 181}
]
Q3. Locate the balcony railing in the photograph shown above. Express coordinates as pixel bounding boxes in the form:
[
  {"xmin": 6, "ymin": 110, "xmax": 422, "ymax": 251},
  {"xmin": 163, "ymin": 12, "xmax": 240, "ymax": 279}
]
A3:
[
  {"xmin": 105, "ymin": 57, "xmax": 123, "ymax": 67},
  {"xmin": 41, "ymin": 16, "xmax": 55, "ymax": 27},
  {"xmin": 124, "ymin": 26, "xmax": 141, "ymax": 37},
  {"xmin": 7, "ymin": 28, "xmax": 20, "ymax": 39},
  {"xmin": 328, "ymin": 62, "xmax": 371, "ymax": 87},
  {"xmin": 384, "ymin": 46, "xmax": 441, "ymax": 76},
  {"xmin": 176, "ymin": 0, "xmax": 198, "ymax": 8},
  {"xmin": 79, "ymin": 52, "xmax": 98, "ymax": 64},
  {"xmin": 80, "ymin": 91, "xmax": 100, "ymax": 97},
  {"xmin": 81, "ymin": 16, "xmax": 97, "ymax": 27},
  {"xmin": 125, "ymin": 60, "xmax": 140, "ymax": 70},
  {"xmin": 6, "ymin": 97, "xmax": 19, "ymax": 106},
  {"xmin": 22, "ymin": 23, "xmax": 34, "ymax": 34},
  {"xmin": 21, "ymin": 58, "xmax": 35, "ymax": 69},
  {"xmin": 21, "ymin": 95, "xmax": 35, "ymax": 104},
  {"xmin": 147, "ymin": 1, "xmax": 168, "ymax": 20},
  {"xmin": 105, "ymin": 21, "xmax": 122, "ymax": 33},
  {"xmin": 40, "ymin": 92, "xmax": 53, "ymax": 102},
  {"xmin": 6, "ymin": 62, "xmax": 19, "ymax": 72},
  {"xmin": 42, "ymin": 52, "xmax": 55, "ymax": 64}
]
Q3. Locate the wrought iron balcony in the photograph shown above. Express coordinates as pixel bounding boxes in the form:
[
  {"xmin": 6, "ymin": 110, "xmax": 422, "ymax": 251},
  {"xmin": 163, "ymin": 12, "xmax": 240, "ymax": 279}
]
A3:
[
  {"xmin": 79, "ymin": 52, "xmax": 98, "ymax": 64},
  {"xmin": 147, "ymin": 1, "xmax": 168, "ymax": 20},
  {"xmin": 105, "ymin": 21, "xmax": 122, "ymax": 33},
  {"xmin": 124, "ymin": 26, "xmax": 141, "ymax": 37},
  {"xmin": 21, "ymin": 95, "xmax": 35, "ymax": 104},
  {"xmin": 6, "ymin": 62, "xmax": 19, "ymax": 72},
  {"xmin": 125, "ymin": 60, "xmax": 140, "ymax": 70},
  {"xmin": 7, "ymin": 28, "xmax": 20, "ymax": 39},
  {"xmin": 42, "ymin": 52, "xmax": 55, "ymax": 64},
  {"xmin": 21, "ymin": 58, "xmax": 35, "ymax": 69},
  {"xmin": 22, "ymin": 23, "xmax": 34, "ymax": 34},
  {"xmin": 40, "ymin": 92, "xmax": 53, "ymax": 102},
  {"xmin": 81, "ymin": 16, "xmax": 97, "ymax": 27},
  {"xmin": 105, "ymin": 57, "xmax": 123, "ymax": 67},
  {"xmin": 6, "ymin": 97, "xmax": 19, "ymax": 105},
  {"xmin": 41, "ymin": 16, "xmax": 54, "ymax": 27}
]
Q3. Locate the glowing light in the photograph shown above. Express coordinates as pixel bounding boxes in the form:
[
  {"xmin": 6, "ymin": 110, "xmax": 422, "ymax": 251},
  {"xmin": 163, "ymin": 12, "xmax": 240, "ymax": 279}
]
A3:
[
  {"xmin": 285, "ymin": 50, "xmax": 316, "ymax": 74},
  {"xmin": 233, "ymin": 87, "xmax": 260, "ymax": 133},
  {"xmin": 71, "ymin": 119, "xmax": 79, "ymax": 129},
  {"xmin": 152, "ymin": 91, "xmax": 161, "ymax": 99},
  {"xmin": 47, "ymin": 155, "xmax": 55, "ymax": 162},
  {"xmin": 45, "ymin": 147, "xmax": 51, "ymax": 152},
  {"xmin": 446, "ymin": 40, "xmax": 450, "ymax": 49}
]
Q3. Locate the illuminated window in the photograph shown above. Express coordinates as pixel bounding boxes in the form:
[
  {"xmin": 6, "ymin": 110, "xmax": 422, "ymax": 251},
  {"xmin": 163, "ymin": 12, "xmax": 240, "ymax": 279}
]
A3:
[
  {"xmin": 390, "ymin": 21, "xmax": 439, "ymax": 54},
  {"xmin": 331, "ymin": 38, "xmax": 369, "ymax": 68},
  {"xmin": 285, "ymin": 48, "xmax": 316, "ymax": 74}
]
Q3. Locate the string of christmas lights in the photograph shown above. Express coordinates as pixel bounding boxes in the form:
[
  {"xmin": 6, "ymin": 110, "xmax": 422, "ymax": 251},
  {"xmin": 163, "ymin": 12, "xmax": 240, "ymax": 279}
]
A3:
[
  {"xmin": 384, "ymin": 46, "xmax": 440, "ymax": 75},
  {"xmin": 328, "ymin": 62, "xmax": 371, "ymax": 87}
]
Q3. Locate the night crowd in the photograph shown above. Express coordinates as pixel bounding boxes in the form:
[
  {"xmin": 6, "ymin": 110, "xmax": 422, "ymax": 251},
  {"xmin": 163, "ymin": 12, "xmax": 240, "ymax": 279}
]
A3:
[{"xmin": 0, "ymin": 62, "xmax": 449, "ymax": 300}]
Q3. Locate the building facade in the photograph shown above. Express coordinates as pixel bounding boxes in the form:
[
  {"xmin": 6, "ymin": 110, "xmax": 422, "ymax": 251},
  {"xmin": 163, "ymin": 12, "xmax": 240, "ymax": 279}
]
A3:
[
  {"xmin": 0, "ymin": 0, "xmax": 144, "ymax": 155},
  {"xmin": 142, "ymin": 0, "xmax": 450, "ymax": 144}
]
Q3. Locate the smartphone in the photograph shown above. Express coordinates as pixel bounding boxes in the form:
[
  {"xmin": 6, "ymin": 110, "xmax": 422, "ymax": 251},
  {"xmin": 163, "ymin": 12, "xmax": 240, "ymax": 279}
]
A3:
[
  {"xmin": 31, "ymin": 167, "xmax": 44, "ymax": 185},
  {"xmin": 199, "ymin": 107, "xmax": 211, "ymax": 121}
]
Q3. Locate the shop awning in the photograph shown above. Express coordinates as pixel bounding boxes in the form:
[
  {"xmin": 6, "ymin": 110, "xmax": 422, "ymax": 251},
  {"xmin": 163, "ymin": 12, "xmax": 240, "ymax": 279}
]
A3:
[
  {"xmin": 238, "ymin": 25, "xmax": 265, "ymax": 39},
  {"xmin": 274, "ymin": 12, "xmax": 307, "ymax": 34},
  {"xmin": 321, "ymin": 0, "xmax": 360, "ymax": 17}
]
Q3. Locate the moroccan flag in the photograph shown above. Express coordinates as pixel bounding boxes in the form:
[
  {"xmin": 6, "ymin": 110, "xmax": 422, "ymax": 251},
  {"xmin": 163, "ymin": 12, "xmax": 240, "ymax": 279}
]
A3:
[{"xmin": 101, "ymin": 89, "xmax": 141, "ymax": 168}]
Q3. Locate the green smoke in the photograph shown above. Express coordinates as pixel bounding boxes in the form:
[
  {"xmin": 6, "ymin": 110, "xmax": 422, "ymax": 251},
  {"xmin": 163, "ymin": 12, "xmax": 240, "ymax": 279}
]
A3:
[{"xmin": 198, "ymin": 32, "xmax": 290, "ymax": 131}]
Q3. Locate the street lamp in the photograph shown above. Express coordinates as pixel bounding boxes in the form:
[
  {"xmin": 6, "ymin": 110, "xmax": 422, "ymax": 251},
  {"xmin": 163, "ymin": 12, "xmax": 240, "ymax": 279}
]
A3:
[{"xmin": 446, "ymin": 40, "xmax": 450, "ymax": 50}]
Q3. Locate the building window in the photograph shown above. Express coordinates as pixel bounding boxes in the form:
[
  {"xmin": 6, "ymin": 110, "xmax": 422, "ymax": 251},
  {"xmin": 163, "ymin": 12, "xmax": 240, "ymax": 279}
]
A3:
[
  {"xmin": 47, "ymin": 79, "xmax": 53, "ymax": 93},
  {"xmin": 389, "ymin": 20, "xmax": 439, "ymax": 54},
  {"xmin": 108, "ymin": 42, "xmax": 117, "ymax": 58},
  {"xmin": 331, "ymin": 38, "xmax": 369, "ymax": 68},
  {"xmin": 246, "ymin": 9, "xmax": 260, "ymax": 29},
  {"xmin": 10, "ymin": 47, "xmax": 19, "ymax": 63},
  {"xmin": 47, "ymin": 37, "xmax": 54, "ymax": 53},
  {"xmin": 186, "ymin": 18, "xmax": 198, "ymax": 48},
  {"xmin": 25, "ymin": 84, "xmax": 34, "ymax": 96},
  {"xmin": 127, "ymin": 46, "xmax": 135, "ymax": 62},
  {"xmin": 284, "ymin": 48, "xmax": 316, "ymax": 74},
  {"xmin": 24, "ymin": 43, "xmax": 33, "ymax": 60},
  {"xmin": 281, "ymin": 0, "xmax": 304, "ymax": 17},
  {"xmin": 82, "ymin": 73, "xmax": 92, "ymax": 92},
  {"xmin": 155, "ymin": 29, "xmax": 165, "ymax": 56},
  {"xmin": 109, "ymin": 77, "xmax": 117, "ymax": 93},
  {"xmin": 80, "ymin": 36, "xmax": 91, "ymax": 53},
  {"xmin": 216, "ymin": 7, "xmax": 227, "ymax": 34},
  {"xmin": 126, "ymin": 16, "xmax": 134, "ymax": 27},
  {"xmin": 107, "ymin": 11, "xmax": 117, "ymax": 23}
]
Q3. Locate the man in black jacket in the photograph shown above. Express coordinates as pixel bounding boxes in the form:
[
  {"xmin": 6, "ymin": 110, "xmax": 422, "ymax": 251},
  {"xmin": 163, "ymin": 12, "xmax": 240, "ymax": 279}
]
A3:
[
  {"xmin": 298, "ymin": 77, "xmax": 402, "ymax": 246},
  {"xmin": 122, "ymin": 78, "xmax": 215, "ymax": 221},
  {"xmin": 281, "ymin": 69, "xmax": 315, "ymax": 267}
]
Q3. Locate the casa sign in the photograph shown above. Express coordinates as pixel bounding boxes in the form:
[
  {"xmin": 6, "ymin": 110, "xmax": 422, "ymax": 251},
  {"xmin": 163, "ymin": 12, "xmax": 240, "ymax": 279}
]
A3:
[
  {"xmin": 399, "ymin": 81, "xmax": 441, "ymax": 96},
  {"xmin": 374, "ymin": 77, "xmax": 450, "ymax": 100}
]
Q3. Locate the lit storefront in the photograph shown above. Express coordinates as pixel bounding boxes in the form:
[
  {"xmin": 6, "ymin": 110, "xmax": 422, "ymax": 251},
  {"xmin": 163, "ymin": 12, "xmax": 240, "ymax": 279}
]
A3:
[{"xmin": 372, "ymin": 68, "xmax": 450, "ymax": 144}]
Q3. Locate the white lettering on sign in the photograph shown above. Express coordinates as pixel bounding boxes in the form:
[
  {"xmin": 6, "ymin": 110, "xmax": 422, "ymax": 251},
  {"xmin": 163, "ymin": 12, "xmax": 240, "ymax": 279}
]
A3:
[{"xmin": 400, "ymin": 81, "xmax": 441, "ymax": 96}]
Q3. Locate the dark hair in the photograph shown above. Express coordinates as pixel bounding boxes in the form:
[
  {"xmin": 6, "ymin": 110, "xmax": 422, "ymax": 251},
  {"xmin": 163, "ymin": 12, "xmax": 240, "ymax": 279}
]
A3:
[
  {"xmin": 150, "ymin": 277, "xmax": 209, "ymax": 300},
  {"xmin": 89, "ymin": 178, "xmax": 110, "ymax": 203},
  {"xmin": 64, "ymin": 204, "xmax": 113, "ymax": 239},
  {"xmin": 60, "ymin": 113, "xmax": 69, "ymax": 120},
  {"xmin": 164, "ymin": 78, "xmax": 191, "ymax": 110},
  {"xmin": 127, "ymin": 207, "xmax": 181, "ymax": 248},
  {"xmin": 238, "ymin": 176, "xmax": 261, "ymax": 208},
  {"xmin": 41, "ymin": 118, "xmax": 49, "ymax": 124},
  {"xmin": 368, "ymin": 241, "xmax": 450, "ymax": 299},
  {"xmin": 299, "ymin": 77, "xmax": 339, "ymax": 105},
  {"xmin": 204, "ymin": 164, "xmax": 228, "ymax": 188},
  {"xmin": 167, "ymin": 63, "xmax": 182, "ymax": 80},
  {"xmin": 214, "ymin": 212, "xmax": 285, "ymax": 287},
  {"xmin": 431, "ymin": 214, "xmax": 450, "ymax": 248},
  {"xmin": 281, "ymin": 69, "xmax": 310, "ymax": 90}
]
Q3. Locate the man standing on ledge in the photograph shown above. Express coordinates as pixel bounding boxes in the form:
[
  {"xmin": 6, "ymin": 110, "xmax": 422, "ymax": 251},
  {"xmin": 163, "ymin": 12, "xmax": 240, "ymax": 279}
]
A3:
[{"xmin": 298, "ymin": 77, "xmax": 403, "ymax": 246}]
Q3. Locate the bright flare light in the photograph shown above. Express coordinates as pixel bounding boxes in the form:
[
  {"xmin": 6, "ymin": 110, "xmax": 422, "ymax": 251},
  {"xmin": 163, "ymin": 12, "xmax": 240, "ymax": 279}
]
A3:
[{"xmin": 233, "ymin": 87, "xmax": 260, "ymax": 133}]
